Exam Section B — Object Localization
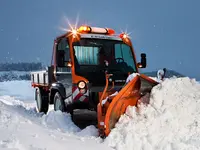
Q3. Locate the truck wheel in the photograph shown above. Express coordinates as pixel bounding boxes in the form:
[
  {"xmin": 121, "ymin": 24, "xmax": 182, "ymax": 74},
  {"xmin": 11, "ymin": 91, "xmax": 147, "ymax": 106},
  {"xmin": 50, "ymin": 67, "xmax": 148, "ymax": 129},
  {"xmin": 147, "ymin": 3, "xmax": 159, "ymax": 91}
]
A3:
[
  {"xmin": 35, "ymin": 88, "xmax": 49, "ymax": 114},
  {"xmin": 54, "ymin": 92, "xmax": 66, "ymax": 112}
]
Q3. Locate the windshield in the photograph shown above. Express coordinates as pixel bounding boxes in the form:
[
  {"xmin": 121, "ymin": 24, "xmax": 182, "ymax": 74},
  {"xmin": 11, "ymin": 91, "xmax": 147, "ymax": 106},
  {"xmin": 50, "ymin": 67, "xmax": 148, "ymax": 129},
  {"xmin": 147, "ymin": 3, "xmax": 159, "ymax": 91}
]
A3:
[{"xmin": 73, "ymin": 38, "xmax": 136, "ymax": 74}]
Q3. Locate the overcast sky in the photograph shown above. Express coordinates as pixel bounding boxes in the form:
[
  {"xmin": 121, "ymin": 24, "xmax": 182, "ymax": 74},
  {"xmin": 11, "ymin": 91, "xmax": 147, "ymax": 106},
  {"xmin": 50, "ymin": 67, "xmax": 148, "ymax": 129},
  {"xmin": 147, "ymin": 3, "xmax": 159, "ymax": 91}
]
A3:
[{"xmin": 0, "ymin": 0, "xmax": 200, "ymax": 79}]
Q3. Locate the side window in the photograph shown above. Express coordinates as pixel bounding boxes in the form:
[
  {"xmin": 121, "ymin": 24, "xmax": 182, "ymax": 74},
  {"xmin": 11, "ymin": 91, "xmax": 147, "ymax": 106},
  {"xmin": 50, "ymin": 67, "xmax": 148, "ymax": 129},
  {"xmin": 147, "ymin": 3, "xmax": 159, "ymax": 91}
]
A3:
[
  {"xmin": 57, "ymin": 38, "xmax": 71, "ymax": 72},
  {"xmin": 57, "ymin": 38, "xmax": 70, "ymax": 61},
  {"xmin": 114, "ymin": 43, "xmax": 136, "ymax": 72}
]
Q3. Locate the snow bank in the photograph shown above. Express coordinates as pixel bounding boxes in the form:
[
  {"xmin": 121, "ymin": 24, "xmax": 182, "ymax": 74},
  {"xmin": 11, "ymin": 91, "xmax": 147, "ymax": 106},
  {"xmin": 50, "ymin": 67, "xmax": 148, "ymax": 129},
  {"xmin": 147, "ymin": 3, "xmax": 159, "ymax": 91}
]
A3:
[
  {"xmin": 0, "ymin": 80, "xmax": 99, "ymax": 138},
  {"xmin": 106, "ymin": 77, "xmax": 200, "ymax": 150},
  {"xmin": 0, "ymin": 100, "xmax": 110, "ymax": 150},
  {"xmin": 0, "ymin": 80, "xmax": 110, "ymax": 150}
]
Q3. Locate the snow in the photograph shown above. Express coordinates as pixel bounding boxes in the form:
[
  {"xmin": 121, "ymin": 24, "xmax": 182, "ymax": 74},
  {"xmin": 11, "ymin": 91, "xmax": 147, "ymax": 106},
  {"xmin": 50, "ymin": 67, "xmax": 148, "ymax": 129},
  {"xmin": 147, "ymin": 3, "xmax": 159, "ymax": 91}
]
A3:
[
  {"xmin": 0, "ymin": 80, "xmax": 34, "ymax": 102},
  {"xmin": 125, "ymin": 73, "xmax": 139, "ymax": 83},
  {"xmin": 0, "ymin": 81, "xmax": 112, "ymax": 150},
  {"xmin": 0, "ymin": 76, "xmax": 200, "ymax": 150},
  {"xmin": 106, "ymin": 77, "xmax": 200, "ymax": 150}
]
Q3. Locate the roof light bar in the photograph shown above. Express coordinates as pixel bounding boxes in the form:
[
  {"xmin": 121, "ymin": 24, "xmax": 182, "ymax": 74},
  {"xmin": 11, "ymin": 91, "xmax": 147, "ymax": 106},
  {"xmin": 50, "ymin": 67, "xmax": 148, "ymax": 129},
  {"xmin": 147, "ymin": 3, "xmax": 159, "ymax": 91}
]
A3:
[
  {"xmin": 91, "ymin": 27, "xmax": 107, "ymax": 34},
  {"xmin": 77, "ymin": 26, "xmax": 115, "ymax": 35}
]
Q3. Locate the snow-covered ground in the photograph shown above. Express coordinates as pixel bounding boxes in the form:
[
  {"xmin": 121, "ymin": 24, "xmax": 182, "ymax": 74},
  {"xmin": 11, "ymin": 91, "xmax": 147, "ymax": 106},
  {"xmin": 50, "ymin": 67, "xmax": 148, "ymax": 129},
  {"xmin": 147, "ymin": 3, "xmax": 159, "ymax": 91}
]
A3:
[
  {"xmin": 0, "ymin": 80, "xmax": 34, "ymax": 102},
  {"xmin": 0, "ymin": 81, "xmax": 112, "ymax": 150},
  {"xmin": 0, "ymin": 77, "xmax": 200, "ymax": 150}
]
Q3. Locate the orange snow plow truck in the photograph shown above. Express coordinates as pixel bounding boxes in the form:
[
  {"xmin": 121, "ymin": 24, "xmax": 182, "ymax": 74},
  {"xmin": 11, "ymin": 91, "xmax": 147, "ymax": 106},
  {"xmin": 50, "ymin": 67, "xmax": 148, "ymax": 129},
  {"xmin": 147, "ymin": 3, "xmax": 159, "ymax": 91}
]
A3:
[{"xmin": 31, "ymin": 25, "xmax": 158, "ymax": 138}]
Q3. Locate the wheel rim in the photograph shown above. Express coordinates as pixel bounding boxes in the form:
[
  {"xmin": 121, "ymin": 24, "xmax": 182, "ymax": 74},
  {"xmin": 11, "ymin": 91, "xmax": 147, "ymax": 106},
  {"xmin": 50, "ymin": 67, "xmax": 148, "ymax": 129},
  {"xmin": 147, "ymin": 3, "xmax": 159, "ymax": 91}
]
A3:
[
  {"xmin": 55, "ymin": 96, "xmax": 63, "ymax": 111},
  {"xmin": 36, "ymin": 89, "xmax": 41, "ymax": 111}
]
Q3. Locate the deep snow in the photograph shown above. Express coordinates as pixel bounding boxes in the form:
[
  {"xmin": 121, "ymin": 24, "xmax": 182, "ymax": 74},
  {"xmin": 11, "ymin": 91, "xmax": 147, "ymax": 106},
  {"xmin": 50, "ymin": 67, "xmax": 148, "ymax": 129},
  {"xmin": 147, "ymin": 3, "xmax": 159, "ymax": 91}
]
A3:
[
  {"xmin": 0, "ymin": 81, "xmax": 112, "ymax": 150},
  {"xmin": 106, "ymin": 77, "xmax": 200, "ymax": 150},
  {"xmin": 0, "ymin": 77, "xmax": 200, "ymax": 150}
]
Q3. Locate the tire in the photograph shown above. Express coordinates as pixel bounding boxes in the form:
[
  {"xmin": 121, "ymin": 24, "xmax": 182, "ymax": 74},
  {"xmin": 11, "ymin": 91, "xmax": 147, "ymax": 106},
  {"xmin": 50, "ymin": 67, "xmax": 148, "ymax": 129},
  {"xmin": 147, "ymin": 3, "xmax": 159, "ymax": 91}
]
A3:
[
  {"xmin": 54, "ymin": 92, "xmax": 66, "ymax": 112},
  {"xmin": 35, "ymin": 88, "xmax": 49, "ymax": 114}
]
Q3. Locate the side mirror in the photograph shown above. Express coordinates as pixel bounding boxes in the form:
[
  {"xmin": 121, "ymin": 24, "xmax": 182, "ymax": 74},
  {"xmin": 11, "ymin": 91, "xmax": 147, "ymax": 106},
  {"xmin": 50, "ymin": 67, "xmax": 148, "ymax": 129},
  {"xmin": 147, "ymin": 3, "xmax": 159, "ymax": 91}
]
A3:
[{"xmin": 137, "ymin": 53, "xmax": 146, "ymax": 68}]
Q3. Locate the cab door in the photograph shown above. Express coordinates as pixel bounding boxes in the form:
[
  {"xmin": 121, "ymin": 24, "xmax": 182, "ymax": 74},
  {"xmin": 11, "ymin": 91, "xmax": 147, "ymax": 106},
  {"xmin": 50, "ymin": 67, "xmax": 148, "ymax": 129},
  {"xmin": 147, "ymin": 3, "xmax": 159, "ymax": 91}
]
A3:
[{"xmin": 55, "ymin": 37, "xmax": 72, "ymax": 98}]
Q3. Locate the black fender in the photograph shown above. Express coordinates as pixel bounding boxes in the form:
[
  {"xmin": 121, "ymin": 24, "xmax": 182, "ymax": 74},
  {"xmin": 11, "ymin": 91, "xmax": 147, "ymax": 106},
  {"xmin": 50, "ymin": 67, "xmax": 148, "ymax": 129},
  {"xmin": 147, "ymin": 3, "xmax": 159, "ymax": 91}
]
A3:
[{"xmin": 50, "ymin": 83, "xmax": 66, "ymax": 103}]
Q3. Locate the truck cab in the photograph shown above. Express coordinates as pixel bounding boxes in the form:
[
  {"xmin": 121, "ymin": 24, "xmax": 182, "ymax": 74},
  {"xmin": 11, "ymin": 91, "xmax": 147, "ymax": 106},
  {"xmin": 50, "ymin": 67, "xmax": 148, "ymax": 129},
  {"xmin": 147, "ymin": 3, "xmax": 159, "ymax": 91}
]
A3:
[{"xmin": 31, "ymin": 25, "xmax": 146, "ymax": 114}]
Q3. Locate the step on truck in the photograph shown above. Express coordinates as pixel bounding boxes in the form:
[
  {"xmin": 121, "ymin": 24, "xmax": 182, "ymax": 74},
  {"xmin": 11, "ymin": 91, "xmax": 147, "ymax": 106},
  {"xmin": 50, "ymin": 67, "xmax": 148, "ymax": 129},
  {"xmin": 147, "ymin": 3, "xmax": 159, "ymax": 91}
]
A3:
[{"xmin": 31, "ymin": 25, "xmax": 158, "ymax": 137}]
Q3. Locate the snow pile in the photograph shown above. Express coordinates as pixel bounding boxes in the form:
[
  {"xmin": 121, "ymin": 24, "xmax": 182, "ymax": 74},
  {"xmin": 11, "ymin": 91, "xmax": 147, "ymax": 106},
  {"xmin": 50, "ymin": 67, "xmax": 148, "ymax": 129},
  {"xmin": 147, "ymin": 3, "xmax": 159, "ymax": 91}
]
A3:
[
  {"xmin": 42, "ymin": 111, "xmax": 81, "ymax": 133},
  {"xmin": 76, "ymin": 125, "xmax": 99, "ymax": 137},
  {"xmin": 106, "ymin": 77, "xmax": 200, "ymax": 150}
]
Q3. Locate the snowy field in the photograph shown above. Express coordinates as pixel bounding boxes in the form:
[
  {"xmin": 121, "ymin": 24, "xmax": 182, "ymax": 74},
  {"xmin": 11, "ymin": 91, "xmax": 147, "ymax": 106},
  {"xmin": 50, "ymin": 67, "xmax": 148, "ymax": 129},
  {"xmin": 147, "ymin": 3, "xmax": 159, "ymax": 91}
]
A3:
[{"xmin": 0, "ymin": 77, "xmax": 200, "ymax": 150}]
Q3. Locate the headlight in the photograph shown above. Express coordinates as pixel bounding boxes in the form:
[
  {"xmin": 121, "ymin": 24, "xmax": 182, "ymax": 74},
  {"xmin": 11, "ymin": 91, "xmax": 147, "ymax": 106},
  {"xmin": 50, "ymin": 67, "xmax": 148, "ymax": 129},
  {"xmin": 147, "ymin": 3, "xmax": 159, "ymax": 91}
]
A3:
[{"xmin": 78, "ymin": 81, "xmax": 86, "ymax": 89}]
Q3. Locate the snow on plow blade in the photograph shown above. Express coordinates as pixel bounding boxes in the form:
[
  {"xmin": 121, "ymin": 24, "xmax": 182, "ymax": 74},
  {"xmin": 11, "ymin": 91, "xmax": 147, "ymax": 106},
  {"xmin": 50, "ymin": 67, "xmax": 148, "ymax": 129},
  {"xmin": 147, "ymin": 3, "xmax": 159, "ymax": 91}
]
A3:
[{"xmin": 97, "ymin": 74, "xmax": 158, "ymax": 138}]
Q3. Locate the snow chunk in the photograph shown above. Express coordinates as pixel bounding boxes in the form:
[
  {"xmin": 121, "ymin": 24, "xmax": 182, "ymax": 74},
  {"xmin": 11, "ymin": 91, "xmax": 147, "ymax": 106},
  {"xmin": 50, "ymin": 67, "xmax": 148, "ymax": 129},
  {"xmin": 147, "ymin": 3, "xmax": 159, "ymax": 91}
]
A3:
[{"xmin": 126, "ymin": 73, "xmax": 139, "ymax": 83}]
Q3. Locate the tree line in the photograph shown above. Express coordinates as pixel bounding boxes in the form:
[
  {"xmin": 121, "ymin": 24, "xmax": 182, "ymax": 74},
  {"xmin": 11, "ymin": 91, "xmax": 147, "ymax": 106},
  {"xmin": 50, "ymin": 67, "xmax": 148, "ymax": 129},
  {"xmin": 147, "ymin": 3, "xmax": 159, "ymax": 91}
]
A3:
[
  {"xmin": 0, "ymin": 72, "xmax": 31, "ymax": 82},
  {"xmin": 0, "ymin": 62, "xmax": 43, "ymax": 71},
  {"xmin": 0, "ymin": 62, "xmax": 45, "ymax": 82}
]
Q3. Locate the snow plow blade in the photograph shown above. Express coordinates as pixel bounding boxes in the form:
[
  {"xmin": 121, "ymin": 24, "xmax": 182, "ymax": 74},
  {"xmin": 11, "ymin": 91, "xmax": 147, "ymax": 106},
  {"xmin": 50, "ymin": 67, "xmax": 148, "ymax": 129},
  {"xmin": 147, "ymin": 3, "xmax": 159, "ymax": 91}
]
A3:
[{"xmin": 97, "ymin": 74, "xmax": 158, "ymax": 138}]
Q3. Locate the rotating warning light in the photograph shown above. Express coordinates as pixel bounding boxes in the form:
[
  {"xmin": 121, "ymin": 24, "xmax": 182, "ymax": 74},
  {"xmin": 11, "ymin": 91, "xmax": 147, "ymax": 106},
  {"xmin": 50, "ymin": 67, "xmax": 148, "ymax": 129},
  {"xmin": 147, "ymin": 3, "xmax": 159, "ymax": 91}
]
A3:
[
  {"xmin": 72, "ymin": 29, "xmax": 77, "ymax": 35},
  {"xmin": 119, "ymin": 33, "xmax": 129, "ymax": 39},
  {"xmin": 106, "ymin": 28, "xmax": 115, "ymax": 35},
  {"xmin": 70, "ymin": 28, "xmax": 79, "ymax": 38},
  {"xmin": 78, "ymin": 26, "xmax": 91, "ymax": 33}
]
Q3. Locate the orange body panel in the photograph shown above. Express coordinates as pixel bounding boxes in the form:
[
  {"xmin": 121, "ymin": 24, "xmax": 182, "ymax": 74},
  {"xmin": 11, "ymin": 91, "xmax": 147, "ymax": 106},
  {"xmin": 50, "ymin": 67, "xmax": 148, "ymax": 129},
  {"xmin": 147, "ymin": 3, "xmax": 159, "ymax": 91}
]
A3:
[{"xmin": 104, "ymin": 75, "xmax": 141, "ymax": 136}]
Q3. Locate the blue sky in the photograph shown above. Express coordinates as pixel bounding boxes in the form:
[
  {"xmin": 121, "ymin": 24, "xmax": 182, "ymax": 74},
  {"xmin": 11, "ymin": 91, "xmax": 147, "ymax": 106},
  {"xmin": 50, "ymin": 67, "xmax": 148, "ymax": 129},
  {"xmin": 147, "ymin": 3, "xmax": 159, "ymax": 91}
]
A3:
[{"xmin": 0, "ymin": 0, "xmax": 199, "ymax": 79}]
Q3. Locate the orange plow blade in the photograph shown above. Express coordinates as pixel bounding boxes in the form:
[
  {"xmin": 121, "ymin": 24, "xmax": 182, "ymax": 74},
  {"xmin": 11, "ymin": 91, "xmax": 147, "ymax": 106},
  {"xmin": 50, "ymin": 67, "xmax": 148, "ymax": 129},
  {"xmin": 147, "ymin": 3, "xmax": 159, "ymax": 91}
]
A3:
[{"xmin": 97, "ymin": 74, "xmax": 158, "ymax": 138}]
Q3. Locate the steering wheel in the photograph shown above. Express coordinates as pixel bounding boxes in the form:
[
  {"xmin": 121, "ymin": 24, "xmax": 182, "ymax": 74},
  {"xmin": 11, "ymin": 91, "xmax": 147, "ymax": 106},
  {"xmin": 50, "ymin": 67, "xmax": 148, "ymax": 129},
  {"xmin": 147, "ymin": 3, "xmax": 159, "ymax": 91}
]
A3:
[{"xmin": 115, "ymin": 58, "xmax": 124, "ymax": 63}]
